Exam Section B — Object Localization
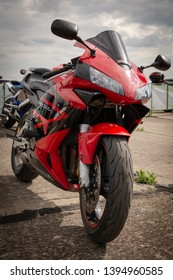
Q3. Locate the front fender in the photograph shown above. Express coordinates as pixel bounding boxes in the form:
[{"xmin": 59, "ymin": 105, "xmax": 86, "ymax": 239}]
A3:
[{"xmin": 78, "ymin": 123, "xmax": 130, "ymax": 164}]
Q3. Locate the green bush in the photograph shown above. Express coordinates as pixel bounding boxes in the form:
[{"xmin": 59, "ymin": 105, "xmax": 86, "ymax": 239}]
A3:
[{"xmin": 135, "ymin": 169, "xmax": 157, "ymax": 185}]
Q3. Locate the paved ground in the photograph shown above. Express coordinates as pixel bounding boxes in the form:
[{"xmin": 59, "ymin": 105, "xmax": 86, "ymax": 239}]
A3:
[{"xmin": 0, "ymin": 112, "xmax": 173, "ymax": 259}]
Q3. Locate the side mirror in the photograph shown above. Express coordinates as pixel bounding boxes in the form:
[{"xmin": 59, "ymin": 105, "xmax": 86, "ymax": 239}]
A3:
[
  {"xmin": 151, "ymin": 55, "xmax": 171, "ymax": 71},
  {"xmin": 51, "ymin": 19, "xmax": 96, "ymax": 57},
  {"xmin": 0, "ymin": 75, "xmax": 2, "ymax": 79},
  {"xmin": 51, "ymin": 19, "xmax": 79, "ymax": 40},
  {"xmin": 140, "ymin": 54, "xmax": 171, "ymax": 72},
  {"xmin": 149, "ymin": 72, "xmax": 164, "ymax": 83}
]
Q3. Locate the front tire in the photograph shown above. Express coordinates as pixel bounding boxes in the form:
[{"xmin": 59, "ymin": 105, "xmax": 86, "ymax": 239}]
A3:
[{"xmin": 80, "ymin": 136, "xmax": 133, "ymax": 243}]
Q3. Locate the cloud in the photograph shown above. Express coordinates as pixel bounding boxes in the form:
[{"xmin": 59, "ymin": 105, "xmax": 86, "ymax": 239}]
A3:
[
  {"xmin": 0, "ymin": 0, "xmax": 172, "ymax": 80},
  {"xmin": 18, "ymin": 36, "xmax": 55, "ymax": 47}
]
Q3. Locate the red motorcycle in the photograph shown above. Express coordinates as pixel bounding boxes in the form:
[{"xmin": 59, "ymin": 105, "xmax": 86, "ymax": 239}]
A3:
[{"xmin": 10, "ymin": 19, "xmax": 171, "ymax": 243}]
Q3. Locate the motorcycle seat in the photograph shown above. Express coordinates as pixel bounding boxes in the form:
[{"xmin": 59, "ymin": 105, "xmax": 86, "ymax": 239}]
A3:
[
  {"xmin": 30, "ymin": 67, "xmax": 51, "ymax": 75},
  {"xmin": 30, "ymin": 81, "xmax": 49, "ymax": 93}
]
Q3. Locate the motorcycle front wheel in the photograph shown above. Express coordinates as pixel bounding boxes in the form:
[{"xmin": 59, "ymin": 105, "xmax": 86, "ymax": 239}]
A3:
[{"xmin": 80, "ymin": 136, "xmax": 133, "ymax": 243}]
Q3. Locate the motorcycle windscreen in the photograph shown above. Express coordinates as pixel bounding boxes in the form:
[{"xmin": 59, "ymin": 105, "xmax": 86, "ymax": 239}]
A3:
[{"xmin": 86, "ymin": 30, "xmax": 130, "ymax": 65}]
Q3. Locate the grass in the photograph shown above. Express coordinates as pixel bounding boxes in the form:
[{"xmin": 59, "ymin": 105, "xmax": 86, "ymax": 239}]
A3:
[
  {"xmin": 134, "ymin": 169, "xmax": 157, "ymax": 185},
  {"xmin": 136, "ymin": 127, "xmax": 144, "ymax": 132}
]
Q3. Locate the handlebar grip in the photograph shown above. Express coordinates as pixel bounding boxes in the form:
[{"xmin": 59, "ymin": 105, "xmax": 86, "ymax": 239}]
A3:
[{"xmin": 42, "ymin": 65, "xmax": 72, "ymax": 79}]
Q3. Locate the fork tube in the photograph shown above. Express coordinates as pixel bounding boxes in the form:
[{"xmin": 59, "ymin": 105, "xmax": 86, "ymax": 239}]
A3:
[{"xmin": 79, "ymin": 124, "xmax": 90, "ymax": 188}]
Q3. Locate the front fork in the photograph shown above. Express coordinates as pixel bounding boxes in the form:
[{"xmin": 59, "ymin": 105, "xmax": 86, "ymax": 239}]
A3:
[
  {"xmin": 79, "ymin": 124, "xmax": 90, "ymax": 188},
  {"xmin": 78, "ymin": 122, "xmax": 131, "ymax": 189}
]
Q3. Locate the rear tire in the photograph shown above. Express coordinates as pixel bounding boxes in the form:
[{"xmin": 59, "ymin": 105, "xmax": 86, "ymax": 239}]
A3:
[
  {"xmin": 11, "ymin": 146, "xmax": 38, "ymax": 182},
  {"xmin": 2, "ymin": 115, "xmax": 16, "ymax": 128},
  {"xmin": 80, "ymin": 136, "xmax": 133, "ymax": 243},
  {"xmin": 11, "ymin": 113, "xmax": 38, "ymax": 183}
]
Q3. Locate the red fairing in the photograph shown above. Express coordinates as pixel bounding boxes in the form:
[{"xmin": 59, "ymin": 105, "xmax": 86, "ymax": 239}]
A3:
[
  {"xmin": 52, "ymin": 71, "xmax": 86, "ymax": 110},
  {"xmin": 74, "ymin": 41, "xmax": 148, "ymax": 104},
  {"xmin": 35, "ymin": 129, "xmax": 71, "ymax": 190},
  {"xmin": 55, "ymin": 86, "xmax": 86, "ymax": 110},
  {"xmin": 78, "ymin": 123, "xmax": 130, "ymax": 164}
]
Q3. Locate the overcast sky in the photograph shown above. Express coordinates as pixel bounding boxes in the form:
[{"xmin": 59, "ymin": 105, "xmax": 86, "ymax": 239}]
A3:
[{"xmin": 0, "ymin": 0, "xmax": 173, "ymax": 81}]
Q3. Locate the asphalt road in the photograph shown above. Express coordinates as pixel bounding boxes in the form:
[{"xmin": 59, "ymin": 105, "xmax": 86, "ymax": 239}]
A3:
[{"xmin": 0, "ymin": 113, "xmax": 173, "ymax": 260}]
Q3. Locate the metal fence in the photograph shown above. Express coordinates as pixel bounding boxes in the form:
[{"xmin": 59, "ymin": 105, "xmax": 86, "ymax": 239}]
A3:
[{"xmin": 146, "ymin": 80, "xmax": 173, "ymax": 115}]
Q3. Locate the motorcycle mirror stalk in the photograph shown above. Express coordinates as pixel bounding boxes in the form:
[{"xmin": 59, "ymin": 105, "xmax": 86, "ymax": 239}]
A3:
[
  {"xmin": 139, "ymin": 54, "xmax": 171, "ymax": 72},
  {"xmin": 51, "ymin": 19, "xmax": 96, "ymax": 57}
]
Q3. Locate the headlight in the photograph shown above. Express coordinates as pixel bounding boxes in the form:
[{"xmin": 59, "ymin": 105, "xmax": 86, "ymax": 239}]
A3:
[
  {"xmin": 90, "ymin": 67, "xmax": 124, "ymax": 96},
  {"xmin": 135, "ymin": 83, "xmax": 151, "ymax": 102}
]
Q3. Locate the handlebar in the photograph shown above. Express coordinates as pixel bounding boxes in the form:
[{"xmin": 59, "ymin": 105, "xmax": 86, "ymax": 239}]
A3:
[{"xmin": 42, "ymin": 64, "xmax": 73, "ymax": 79}]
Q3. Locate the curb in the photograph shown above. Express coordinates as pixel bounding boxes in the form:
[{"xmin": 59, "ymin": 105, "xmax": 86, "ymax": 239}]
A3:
[
  {"xmin": 133, "ymin": 182, "xmax": 173, "ymax": 194},
  {"xmin": 155, "ymin": 183, "xmax": 173, "ymax": 192}
]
